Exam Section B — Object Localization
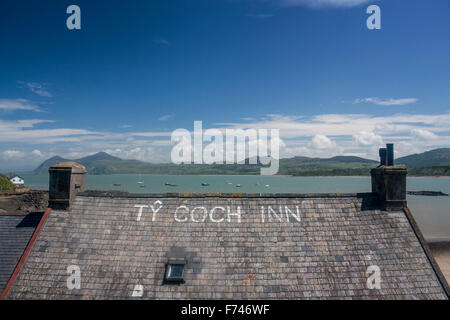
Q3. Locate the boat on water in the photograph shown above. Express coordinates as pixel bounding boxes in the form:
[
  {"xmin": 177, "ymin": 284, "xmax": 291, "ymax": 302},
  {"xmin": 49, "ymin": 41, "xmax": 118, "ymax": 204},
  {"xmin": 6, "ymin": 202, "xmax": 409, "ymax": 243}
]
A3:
[
  {"xmin": 265, "ymin": 184, "xmax": 270, "ymax": 188},
  {"xmin": 139, "ymin": 185, "xmax": 147, "ymax": 188},
  {"xmin": 201, "ymin": 183, "xmax": 210, "ymax": 186},
  {"xmin": 226, "ymin": 181, "xmax": 232, "ymax": 185},
  {"xmin": 236, "ymin": 184, "xmax": 241, "ymax": 187},
  {"xmin": 165, "ymin": 182, "xmax": 177, "ymax": 187},
  {"xmin": 113, "ymin": 184, "xmax": 121, "ymax": 186}
]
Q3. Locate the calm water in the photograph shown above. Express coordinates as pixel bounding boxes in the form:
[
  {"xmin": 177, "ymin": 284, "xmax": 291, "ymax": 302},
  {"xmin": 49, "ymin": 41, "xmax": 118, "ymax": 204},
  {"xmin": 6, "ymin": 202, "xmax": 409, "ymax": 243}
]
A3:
[{"xmin": 21, "ymin": 174, "xmax": 450, "ymax": 241}]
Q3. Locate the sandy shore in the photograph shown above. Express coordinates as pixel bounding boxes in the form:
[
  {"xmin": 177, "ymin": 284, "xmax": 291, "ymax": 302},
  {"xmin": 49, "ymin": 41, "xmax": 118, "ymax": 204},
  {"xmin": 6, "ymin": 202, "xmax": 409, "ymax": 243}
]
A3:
[{"xmin": 428, "ymin": 242, "xmax": 450, "ymax": 284}]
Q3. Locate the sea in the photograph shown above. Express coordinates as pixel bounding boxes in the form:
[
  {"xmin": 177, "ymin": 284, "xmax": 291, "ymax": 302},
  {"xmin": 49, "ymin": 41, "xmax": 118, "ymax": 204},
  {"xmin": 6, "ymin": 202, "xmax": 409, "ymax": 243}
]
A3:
[{"xmin": 20, "ymin": 174, "xmax": 450, "ymax": 242}]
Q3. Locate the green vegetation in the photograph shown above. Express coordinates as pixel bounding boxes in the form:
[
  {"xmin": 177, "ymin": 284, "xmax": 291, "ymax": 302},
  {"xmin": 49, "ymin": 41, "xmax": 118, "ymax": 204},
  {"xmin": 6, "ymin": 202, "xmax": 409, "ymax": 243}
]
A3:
[
  {"xmin": 291, "ymin": 168, "xmax": 371, "ymax": 176},
  {"xmin": 407, "ymin": 166, "xmax": 450, "ymax": 176},
  {"xmin": 0, "ymin": 173, "xmax": 16, "ymax": 191}
]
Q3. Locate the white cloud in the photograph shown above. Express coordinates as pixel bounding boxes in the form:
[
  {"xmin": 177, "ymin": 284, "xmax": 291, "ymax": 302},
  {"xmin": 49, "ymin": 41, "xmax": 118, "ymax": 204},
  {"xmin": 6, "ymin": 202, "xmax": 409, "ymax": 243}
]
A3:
[
  {"xmin": 2, "ymin": 150, "xmax": 25, "ymax": 160},
  {"xmin": 31, "ymin": 149, "xmax": 45, "ymax": 158},
  {"xmin": 2, "ymin": 110, "xmax": 450, "ymax": 170},
  {"xmin": 309, "ymin": 134, "xmax": 335, "ymax": 150},
  {"xmin": 130, "ymin": 131, "xmax": 172, "ymax": 138},
  {"xmin": 217, "ymin": 112, "xmax": 450, "ymax": 138},
  {"xmin": 0, "ymin": 99, "xmax": 43, "ymax": 112},
  {"xmin": 411, "ymin": 128, "xmax": 438, "ymax": 141},
  {"xmin": 353, "ymin": 97, "xmax": 418, "ymax": 106},
  {"xmin": 0, "ymin": 149, "xmax": 50, "ymax": 170},
  {"xmin": 18, "ymin": 81, "xmax": 52, "ymax": 97},
  {"xmin": 352, "ymin": 131, "xmax": 383, "ymax": 147},
  {"xmin": 279, "ymin": 0, "xmax": 373, "ymax": 8},
  {"xmin": 214, "ymin": 112, "xmax": 450, "ymax": 159},
  {"xmin": 0, "ymin": 118, "xmax": 101, "ymax": 143},
  {"xmin": 158, "ymin": 114, "xmax": 173, "ymax": 121}
]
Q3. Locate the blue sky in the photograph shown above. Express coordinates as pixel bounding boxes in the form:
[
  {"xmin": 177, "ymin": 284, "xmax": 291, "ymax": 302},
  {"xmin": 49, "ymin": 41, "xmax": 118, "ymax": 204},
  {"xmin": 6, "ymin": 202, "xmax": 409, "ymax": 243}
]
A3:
[{"xmin": 0, "ymin": 0, "xmax": 449, "ymax": 170}]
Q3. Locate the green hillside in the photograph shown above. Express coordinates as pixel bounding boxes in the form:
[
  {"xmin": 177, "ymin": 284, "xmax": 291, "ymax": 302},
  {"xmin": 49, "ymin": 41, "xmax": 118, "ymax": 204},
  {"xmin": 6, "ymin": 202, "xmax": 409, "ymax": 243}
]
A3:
[
  {"xmin": 396, "ymin": 148, "xmax": 450, "ymax": 167},
  {"xmin": 278, "ymin": 156, "xmax": 377, "ymax": 175},
  {"xmin": 0, "ymin": 173, "xmax": 16, "ymax": 191}
]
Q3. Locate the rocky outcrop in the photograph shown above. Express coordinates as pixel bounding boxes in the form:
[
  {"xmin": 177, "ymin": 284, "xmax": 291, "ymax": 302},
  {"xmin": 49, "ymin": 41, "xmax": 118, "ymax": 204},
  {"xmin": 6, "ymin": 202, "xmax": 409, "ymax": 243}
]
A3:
[{"xmin": 407, "ymin": 191, "xmax": 449, "ymax": 196}]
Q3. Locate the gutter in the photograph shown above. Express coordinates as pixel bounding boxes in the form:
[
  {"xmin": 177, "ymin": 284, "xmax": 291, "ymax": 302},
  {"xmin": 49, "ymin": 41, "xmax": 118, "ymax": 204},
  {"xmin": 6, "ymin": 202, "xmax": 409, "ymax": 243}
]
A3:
[
  {"xmin": 0, "ymin": 207, "xmax": 52, "ymax": 300},
  {"xmin": 403, "ymin": 207, "xmax": 450, "ymax": 299}
]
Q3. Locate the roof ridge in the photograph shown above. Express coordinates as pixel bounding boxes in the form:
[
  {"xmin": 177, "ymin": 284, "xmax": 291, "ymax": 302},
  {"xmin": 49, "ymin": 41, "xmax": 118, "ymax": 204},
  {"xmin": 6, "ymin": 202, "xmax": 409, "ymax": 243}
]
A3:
[{"xmin": 77, "ymin": 191, "xmax": 375, "ymax": 199}]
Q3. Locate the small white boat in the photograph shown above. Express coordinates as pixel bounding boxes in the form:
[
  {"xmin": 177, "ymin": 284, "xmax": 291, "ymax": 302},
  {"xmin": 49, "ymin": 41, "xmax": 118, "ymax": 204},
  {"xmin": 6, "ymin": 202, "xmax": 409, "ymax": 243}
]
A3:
[
  {"xmin": 165, "ymin": 182, "xmax": 177, "ymax": 187},
  {"xmin": 236, "ymin": 184, "xmax": 241, "ymax": 187}
]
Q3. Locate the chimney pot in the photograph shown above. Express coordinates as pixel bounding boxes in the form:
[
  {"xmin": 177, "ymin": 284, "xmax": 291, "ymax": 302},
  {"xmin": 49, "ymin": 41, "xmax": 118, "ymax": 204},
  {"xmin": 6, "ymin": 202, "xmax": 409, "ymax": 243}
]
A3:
[
  {"xmin": 386, "ymin": 143, "xmax": 394, "ymax": 166},
  {"xmin": 379, "ymin": 148, "xmax": 387, "ymax": 166}
]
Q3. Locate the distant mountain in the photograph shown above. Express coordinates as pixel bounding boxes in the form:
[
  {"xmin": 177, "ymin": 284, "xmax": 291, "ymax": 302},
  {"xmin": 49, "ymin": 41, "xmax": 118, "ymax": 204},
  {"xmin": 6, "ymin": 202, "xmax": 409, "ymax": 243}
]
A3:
[
  {"xmin": 396, "ymin": 148, "xmax": 450, "ymax": 167},
  {"xmin": 73, "ymin": 152, "xmax": 122, "ymax": 173},
  {"xmin": 278, "ymin": 156, "xmax": 377, "ymax": 175},
  {"xmin": 32, "ymin": 148, "xmax": 450, "ymax": 176},
  {"xmin": 33, "ymin": 156, "xmax": 68, "ymax": 174},
  {"xmin": 76, "ymin": 151, "xmax": 121, "ymax": 167},
  {"xmin": 33, "ymin": 152, "xmax": 379, "ymax": 175},
  {"xmin": 33, "ymin": 152, "xmax": 125, "ymax": 174}
]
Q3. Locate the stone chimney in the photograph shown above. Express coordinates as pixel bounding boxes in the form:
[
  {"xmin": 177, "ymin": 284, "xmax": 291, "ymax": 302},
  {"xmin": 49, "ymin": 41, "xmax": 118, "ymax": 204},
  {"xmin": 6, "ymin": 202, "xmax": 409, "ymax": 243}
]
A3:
[
  {"xmin": 48, "ymin": 161, "xmax": 87, "ymax": 210},
  {"xmin": 371, "ymin": 144, "xmax": 407, "ymax": 211}
]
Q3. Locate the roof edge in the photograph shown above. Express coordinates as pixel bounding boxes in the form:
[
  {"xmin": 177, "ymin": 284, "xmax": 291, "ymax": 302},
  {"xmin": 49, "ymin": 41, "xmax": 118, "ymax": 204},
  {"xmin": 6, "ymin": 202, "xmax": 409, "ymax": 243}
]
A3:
[
  {"xmin": 403, "ymin": 207, "xmax": 450, "ymax": 299},
  {"xmin": 0, "ymin": 207, "xmax": 52, "ymax": 300},
  {"xmin": 77, "ymin": 191, "xmax": 375, "ymax": 199}
]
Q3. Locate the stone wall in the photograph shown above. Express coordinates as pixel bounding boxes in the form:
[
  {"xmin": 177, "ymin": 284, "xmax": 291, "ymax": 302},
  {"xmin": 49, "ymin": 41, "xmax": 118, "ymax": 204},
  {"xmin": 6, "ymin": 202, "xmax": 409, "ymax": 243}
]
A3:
[{"xmin": 0, "ymin": 190, "xmax": 48, "ymax": 213}]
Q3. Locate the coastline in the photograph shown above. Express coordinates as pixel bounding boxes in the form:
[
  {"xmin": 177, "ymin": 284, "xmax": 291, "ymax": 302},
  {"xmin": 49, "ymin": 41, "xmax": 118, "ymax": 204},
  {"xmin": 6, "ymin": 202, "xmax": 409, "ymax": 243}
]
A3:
[{"xmin": 13, "ymin": 172, "xmax": 450, "ymax": 179}]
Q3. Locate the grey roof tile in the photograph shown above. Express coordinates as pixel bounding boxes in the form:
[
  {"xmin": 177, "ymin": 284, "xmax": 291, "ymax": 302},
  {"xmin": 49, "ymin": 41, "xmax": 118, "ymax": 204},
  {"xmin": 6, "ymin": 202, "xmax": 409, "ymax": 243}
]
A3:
[{"xmin": 5, "ymin": 194, "xmax": 449, "ymax": 299}]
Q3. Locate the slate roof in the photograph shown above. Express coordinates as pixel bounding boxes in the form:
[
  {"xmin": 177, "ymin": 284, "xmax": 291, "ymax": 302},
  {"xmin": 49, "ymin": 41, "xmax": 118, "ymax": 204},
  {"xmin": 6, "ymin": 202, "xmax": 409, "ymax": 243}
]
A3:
[
  {"xmin": 0, "ymin": 211, "xmax": 43, "ymax": 293},
  {"xmin": 4, "ymin": 192, "xmax": 449, "ymax": 300}
]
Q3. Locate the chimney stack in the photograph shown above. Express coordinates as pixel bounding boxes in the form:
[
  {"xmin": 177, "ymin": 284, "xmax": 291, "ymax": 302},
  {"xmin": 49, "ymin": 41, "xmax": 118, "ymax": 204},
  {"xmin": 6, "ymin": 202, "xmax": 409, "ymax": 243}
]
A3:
[
  {"xmin": 371, "ymin": 144, "xmax": 407, "ymax": 211},
  {"xmin": 48, "ymin": 161, "xmax": 87, "ymax": 210}
]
